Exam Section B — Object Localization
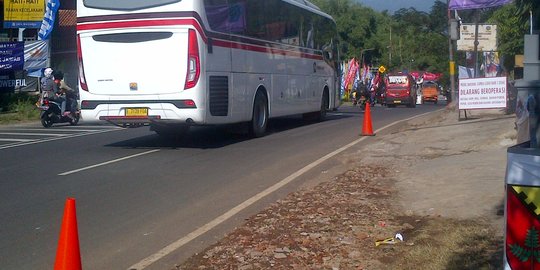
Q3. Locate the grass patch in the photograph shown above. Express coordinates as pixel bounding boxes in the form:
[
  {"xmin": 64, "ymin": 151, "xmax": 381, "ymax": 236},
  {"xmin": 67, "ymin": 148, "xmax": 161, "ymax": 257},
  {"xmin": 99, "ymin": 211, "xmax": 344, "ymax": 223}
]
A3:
[
  {"xmin": 386, "ymin": 217, "xmax": 503, "ymax": 270},
  {"xmin": 0, "ymin": 92, "xmax": 40, "ymax": 124}
]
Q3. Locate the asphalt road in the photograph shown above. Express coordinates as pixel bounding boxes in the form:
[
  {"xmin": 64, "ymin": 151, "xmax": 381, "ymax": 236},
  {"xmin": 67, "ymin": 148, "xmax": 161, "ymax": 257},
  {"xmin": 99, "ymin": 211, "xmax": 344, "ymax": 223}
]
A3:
[{"xmin": 0, "ymin": 101, "xmax": 444, "ymax": 269}]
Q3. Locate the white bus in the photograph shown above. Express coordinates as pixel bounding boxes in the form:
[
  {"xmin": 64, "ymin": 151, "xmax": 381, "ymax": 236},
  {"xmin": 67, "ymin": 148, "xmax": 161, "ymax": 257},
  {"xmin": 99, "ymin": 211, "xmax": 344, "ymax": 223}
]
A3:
[{"xmin": 76, "ymin": 0, "xmax": 341, "ymax": 137}]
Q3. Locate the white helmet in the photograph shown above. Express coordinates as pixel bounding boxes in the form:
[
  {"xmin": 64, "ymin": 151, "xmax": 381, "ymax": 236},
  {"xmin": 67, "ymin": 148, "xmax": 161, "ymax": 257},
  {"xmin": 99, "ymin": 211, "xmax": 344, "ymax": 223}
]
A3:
[{"xmin": 44, "ymin": 67, "xmax": 53, "ymax": 78}]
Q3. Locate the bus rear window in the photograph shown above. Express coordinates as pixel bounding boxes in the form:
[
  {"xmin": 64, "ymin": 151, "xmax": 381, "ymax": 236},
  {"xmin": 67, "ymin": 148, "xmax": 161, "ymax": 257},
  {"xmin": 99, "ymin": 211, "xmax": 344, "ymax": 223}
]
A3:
[{"xmin": 83, "ymin": 0, "xmax": 181, "ymax": 11}]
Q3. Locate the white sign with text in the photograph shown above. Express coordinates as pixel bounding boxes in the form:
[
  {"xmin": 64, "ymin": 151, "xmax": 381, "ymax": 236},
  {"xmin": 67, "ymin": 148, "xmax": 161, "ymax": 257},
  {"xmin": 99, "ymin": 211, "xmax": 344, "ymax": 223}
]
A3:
[
  {"xmin": 458, "ymin": 77, "xmax": 507, "ymax": 110},
  {"xmin": 457, "ymin": 24, "xmax": 497, "ymax": 52}
]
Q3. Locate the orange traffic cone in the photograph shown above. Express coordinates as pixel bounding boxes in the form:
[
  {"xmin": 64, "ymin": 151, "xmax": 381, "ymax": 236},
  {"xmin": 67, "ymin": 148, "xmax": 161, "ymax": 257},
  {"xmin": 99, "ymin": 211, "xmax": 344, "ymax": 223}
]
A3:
[
  {"xmin": 54, "ymin": 198, "xmax": 82, "ymax": 270},
  {"xmin": 361, "ymin": 102, "xmax": 375, "ymax": 136}
]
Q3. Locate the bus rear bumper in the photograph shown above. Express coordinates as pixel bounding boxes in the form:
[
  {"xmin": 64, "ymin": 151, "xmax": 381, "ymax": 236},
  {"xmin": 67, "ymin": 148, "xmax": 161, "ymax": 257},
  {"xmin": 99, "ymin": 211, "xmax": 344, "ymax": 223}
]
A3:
[{"xmin": 81, "ymin": 102, "xmax": 204, "ymax": 125}]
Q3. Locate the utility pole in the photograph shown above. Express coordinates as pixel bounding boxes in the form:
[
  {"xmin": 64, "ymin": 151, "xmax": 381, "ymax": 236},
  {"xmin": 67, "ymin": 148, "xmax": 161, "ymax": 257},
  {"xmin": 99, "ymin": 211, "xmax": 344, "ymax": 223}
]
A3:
[
  {"xmin": 447, "ymin": 0, "xmax": 456, "ymax": 103},
  {"xmin": 389, "ymin": 27, "xmax": 392, "ymax": 66}
]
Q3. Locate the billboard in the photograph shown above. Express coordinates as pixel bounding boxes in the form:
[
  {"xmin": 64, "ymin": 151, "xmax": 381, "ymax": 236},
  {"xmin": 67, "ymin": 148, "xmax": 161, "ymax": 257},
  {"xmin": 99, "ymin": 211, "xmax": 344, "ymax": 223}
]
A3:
[
  {"xmin": 457, "ymin": 24, "xmax": 498, "ymax": 52},
  {"xmin": 0, "ymin": 42, "xmax": 24, "ymax": 71},
  {"xmin": 3, "ymin": 0, "xmax": 46, "ymax": 28}
]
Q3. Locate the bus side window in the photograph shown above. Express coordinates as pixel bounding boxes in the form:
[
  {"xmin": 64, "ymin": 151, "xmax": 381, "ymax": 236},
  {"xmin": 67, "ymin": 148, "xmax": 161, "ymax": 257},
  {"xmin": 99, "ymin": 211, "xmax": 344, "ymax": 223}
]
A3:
[
  {"xmin": 204, "ymin": 0, "xmax": 246, "ymax": 34},
  {"xmin": 227, "ymin": 0, "xmax": 247, "ymax": 34}
]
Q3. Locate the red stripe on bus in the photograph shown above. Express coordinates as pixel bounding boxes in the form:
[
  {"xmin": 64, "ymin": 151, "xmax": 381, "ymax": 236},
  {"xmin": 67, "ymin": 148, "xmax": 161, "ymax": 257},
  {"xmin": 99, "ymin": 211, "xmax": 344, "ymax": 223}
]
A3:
[
  {"xmin": 77, "ymin": 18, "xmax": 207, "ymax": 42},
  {"xmin": 77, "ymin": 19, "xmax": 322, "ymax": 60},
  {"xmin": 213, "ymin": 40, "xmax": 323, "ymax": 60}
]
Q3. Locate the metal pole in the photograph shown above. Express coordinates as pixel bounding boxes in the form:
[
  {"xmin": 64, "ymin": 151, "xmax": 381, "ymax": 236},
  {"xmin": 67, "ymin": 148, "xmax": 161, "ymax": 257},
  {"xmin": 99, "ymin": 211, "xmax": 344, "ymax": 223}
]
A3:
[
  {"xmin": 389, "ymin": 27, "xmax": 392, "ymax": 66},
  {"xmin": 18, "ymin": 28, "xmax": 25, "ymax": 42},
  {"xmin": 473, "ymin": 10, "xmax": 480, "ymax": 78},
  {"xmin": 531, "ymin": 10, "xmax": 533, "ymax": 35},
  {"xmin": 360, "ymin": 50, "xmax": 364, "ymax": 71}
]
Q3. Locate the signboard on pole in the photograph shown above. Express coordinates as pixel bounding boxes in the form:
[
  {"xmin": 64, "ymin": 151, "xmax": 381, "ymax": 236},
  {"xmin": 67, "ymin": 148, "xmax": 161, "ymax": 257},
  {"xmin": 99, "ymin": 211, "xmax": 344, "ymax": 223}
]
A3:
[
  {"xmin": 3, "ymin": 0, "xmax": 46, "ymax": 28},
  {"xmin": 457, "ymin": 24, "xmax": 498, "ymax": 52},
  {"xmin": 458, "ymin": 76, "xmax": 507, "ymax": 110}
]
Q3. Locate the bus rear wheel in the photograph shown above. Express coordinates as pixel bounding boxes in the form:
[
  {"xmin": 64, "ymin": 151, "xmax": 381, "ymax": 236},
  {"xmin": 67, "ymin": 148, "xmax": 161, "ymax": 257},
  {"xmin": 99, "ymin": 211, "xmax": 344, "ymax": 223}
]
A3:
[
  {"xmin": 249, "ymin": 91, "xmax": 268, "ymax": 138},
  {"xmin": 317, "ymin": 91, "xmax": 329, "ymax": 122}
]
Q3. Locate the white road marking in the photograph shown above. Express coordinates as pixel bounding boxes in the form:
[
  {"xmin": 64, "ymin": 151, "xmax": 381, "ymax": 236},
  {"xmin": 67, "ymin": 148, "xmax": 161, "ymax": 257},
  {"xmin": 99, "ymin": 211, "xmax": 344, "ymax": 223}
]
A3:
[
  {"xmin": 127, "ymin": 110, "xmax": 437, "ymax": 270},
  {"xmin": 0, "ymin": 132, "xmax": 67, "ymax": 136},
  {"xmin": 0, "ymin": 128, "xmax": 120, "ymax": 150},
  {"xmin": 0, "ymin": 128, "xmax": 120, "ymax": 132},
  {"xmin": 58, "ymin": 149, "xmax": 160, "ymax": 176},
  {"xmin": 0, "ymin": 138, "xmax": 34, "ymax": 142}
]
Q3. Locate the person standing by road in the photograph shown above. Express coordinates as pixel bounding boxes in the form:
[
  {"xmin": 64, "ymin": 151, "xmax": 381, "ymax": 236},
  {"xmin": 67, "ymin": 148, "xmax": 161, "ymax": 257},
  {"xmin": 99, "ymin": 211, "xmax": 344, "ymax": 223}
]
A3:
[{"xmin": 527, "ymin": 93, "xmax": 539, "ymax": 148}]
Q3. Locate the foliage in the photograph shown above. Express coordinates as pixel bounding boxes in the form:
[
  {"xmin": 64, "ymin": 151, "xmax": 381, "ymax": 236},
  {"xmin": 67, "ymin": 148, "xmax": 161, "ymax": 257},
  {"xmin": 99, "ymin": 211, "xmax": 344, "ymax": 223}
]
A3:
[
  {"xmin": 0, "ymin": 93, "xmax": 40, "ymax": 124},
  {"xmin": 311, "ymin": 0, "xmax": 534, "ymax": 87},
  {"xmin": 311, "ymin": 0, "xmax": 450, "ymax": 84},
  {"xmin": 487, "ymin": 4, "xmax": 529, "ymax": 71},
  {"xmin": 514, "ymin": 0, "xmax": 540, "ymax": 32}
]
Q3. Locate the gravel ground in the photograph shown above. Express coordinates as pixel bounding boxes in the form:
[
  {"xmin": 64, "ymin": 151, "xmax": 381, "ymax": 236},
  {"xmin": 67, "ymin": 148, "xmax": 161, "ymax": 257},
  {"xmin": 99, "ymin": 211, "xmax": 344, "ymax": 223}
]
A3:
[{"xmin": 176, "ymin": 105, "xmax": 516, "ymax": 270}]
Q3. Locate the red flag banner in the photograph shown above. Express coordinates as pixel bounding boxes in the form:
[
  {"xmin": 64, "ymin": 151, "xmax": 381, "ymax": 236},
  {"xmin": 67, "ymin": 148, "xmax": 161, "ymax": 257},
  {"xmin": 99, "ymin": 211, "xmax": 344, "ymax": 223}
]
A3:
[{"xmin": 344, "ymin": 59, "xmax": 358, "ymax": 90}]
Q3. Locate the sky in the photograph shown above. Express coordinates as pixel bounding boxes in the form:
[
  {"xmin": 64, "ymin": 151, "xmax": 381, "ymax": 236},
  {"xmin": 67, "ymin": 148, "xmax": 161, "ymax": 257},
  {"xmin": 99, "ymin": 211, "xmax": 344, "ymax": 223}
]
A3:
[{"xmin": 354, "ymin": 0, "xmax": 439, "ymax": 14}]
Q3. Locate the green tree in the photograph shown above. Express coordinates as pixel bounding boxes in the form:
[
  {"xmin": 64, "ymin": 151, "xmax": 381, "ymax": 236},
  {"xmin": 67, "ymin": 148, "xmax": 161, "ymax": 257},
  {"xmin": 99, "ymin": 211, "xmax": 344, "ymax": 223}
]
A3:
[
  {"xmin": 312, "ymin": 0, "xmax": 449, "ymax": 77},
  {"xmin": 514, "ymin": 0, "xmax": 540, "ymax": 32},
  {"xmin": 487, "ymin": 4, "xmax": 529, "ymax": 71}
]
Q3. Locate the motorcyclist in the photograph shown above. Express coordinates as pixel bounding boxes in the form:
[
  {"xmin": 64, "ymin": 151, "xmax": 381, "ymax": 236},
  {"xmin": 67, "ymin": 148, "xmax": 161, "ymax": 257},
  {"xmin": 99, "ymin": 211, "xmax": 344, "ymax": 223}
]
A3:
[
  {"xmin": 38, "ymin": 67, "xmax": 54, "ymax": 105},
  {"xmin": 361, "ymin": 78, "xmax": 371, "ymax": 106},
  {"xmin": 351, "ymin": 84, "xmax": 360, "ymax": 106},
  {"xmin": 369, "ymin": 72, "xmax": 382, "ymax": 106},
  {"xmin": 52, "ymin": 71, "xmax": 77, "ymax": 117}
]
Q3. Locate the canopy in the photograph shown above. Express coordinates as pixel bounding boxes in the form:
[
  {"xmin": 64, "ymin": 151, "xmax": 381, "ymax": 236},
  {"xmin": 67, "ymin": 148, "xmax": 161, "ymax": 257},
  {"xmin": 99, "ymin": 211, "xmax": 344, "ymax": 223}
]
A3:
[
  {"xmin": 422, "ymin": 72, "xmax": 442, "ymax": 81},
  {"xmin": 449, "ymin": 0, "xmax": 512, "ymax": 10}
]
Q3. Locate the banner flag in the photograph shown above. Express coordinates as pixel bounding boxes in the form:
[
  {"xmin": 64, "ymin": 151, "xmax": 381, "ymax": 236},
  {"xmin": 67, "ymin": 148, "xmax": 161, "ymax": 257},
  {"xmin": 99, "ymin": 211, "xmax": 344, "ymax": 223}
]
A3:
[
  {"xmin": 449, "ymin": 0, "xmax": 512, "ymax": 10},
  {"xmin": 24, "ymin": 40, "xmax": 49, "ymax": 70},
  {"xmin": 353, "ymin": 67, "xmax": 360, "ymax": 90},
  {"xmin": 482, "ymin": 52, "xmax": 500, "ymax": 77},
  {"xmin": 458, "ymin": 65, "xmax": 475, "ymax": 79},
  {"xmin": 38, "ymin": 0, "xmax": 60, "ymax": 40},
  {"xmin": 344, "ymin": 59, "xmax": 358, "ymax": 91}
]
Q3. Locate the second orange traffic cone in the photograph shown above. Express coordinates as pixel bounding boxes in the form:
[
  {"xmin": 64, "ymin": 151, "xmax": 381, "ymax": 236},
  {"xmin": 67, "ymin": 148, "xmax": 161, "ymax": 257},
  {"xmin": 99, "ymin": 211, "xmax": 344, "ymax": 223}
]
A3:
[
  {"xmin": 54, "ymin": 198, "xmax": 82, "ymax": 270},
  {"xmin": 361, "ymin": 102, "xmax": 375, "ymax": 136}
]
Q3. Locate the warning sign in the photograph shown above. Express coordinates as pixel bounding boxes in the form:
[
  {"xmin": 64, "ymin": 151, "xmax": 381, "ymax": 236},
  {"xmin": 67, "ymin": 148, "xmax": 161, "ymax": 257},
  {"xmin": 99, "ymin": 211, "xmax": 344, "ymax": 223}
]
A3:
[{"xmin": 458, "ymin": 76, "xmax": 507, "ymax": 110}]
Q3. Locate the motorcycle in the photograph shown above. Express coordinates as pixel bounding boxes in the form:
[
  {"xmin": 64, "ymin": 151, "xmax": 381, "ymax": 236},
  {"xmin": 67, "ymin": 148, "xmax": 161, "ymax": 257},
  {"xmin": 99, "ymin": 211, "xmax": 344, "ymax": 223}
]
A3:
[
  {"xmin": 351, "ymin": 90, "xmax": 359, "ymax": 106},
  {"xmin": 38, "ymin": 97, "xmax": 80, "ymax": 127},
  {"xmin": 358, "ymin": 93, "xmax": 368, "ymax": 109}
]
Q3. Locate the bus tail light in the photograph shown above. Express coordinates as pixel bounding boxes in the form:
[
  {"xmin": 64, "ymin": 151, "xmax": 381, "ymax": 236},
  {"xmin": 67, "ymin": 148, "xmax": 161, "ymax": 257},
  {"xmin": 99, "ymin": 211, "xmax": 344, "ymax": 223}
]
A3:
[
  {"xmin": 77, "ymin": 35, "xmax": 89, "ymax": 91},
  {"xmin": 185, "ymin": 29, "xmax": 200, "ymax": 90}
]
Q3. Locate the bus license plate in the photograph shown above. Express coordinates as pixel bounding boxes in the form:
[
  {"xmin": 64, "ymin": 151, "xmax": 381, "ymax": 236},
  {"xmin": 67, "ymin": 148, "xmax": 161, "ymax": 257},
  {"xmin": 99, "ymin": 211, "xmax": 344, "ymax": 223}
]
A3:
[
  {"xmin": 394, "ymin": 100, "xmax": 401, "ymax": 104},
  {"xmin": 125, "ymin": 108, "xmax": 148, "ymax": 116}
]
